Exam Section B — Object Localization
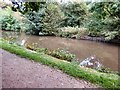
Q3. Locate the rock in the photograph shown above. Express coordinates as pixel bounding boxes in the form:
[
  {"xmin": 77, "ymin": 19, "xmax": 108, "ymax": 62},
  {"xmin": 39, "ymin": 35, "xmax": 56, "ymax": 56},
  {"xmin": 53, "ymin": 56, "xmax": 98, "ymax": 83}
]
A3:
[
  {"xmin": 39, "ymin": 32, "xmax": 44, "ymax": 36},
  {"xmin": 79, "ymin": 56, "xmax": 102, "ymax": 70},
  {"xmin": 21, "ymin": 39, "xmax": 26, "ymax": 46},
  {"xmin": 71, "ymin": 35, "xmax": 77, "ymax": 39}
]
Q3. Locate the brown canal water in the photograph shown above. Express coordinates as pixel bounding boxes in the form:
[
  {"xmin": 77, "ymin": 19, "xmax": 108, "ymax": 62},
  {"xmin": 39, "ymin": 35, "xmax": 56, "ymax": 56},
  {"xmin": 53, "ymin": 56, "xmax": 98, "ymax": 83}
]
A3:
[{"xmin": 1, "ymin": 31, "xmax": 119, "ymax": 71}]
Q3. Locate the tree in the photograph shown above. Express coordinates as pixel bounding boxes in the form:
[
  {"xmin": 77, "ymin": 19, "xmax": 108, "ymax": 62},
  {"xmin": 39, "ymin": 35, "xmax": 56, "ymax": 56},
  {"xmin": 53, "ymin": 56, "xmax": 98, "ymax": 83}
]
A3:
[
  {"xmin": 60, "ymin": 2, "xmax": 88, "ymax": 27},
  {"xmin": 42, "ymin": 3, "xmax": 64, "ymax": 35},
  {"xmin": 23, "ymin": 1, "xmax": 46, "ymax": 13},
  {"xmin": 86, "ymin": 1, "xmax": 120, "ymax": 40},
  {"xmin": 24, "ymin": 1, "xmax": 64, "ymax": 35}
]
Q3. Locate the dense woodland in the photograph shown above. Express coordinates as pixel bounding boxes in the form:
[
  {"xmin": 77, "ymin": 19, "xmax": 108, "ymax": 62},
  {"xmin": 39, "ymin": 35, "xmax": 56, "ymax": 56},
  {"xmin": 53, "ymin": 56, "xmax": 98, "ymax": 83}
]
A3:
[{"xmin": 0, "ymin": 0, "xmax": 120, "ymax": 41}]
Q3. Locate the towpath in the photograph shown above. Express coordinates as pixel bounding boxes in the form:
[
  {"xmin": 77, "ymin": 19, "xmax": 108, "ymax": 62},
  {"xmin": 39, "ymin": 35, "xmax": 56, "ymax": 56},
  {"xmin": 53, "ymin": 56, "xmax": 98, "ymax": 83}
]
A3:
[{"xmin": 1, "ymin": 49, "xmax": 97, "ymax": 88}]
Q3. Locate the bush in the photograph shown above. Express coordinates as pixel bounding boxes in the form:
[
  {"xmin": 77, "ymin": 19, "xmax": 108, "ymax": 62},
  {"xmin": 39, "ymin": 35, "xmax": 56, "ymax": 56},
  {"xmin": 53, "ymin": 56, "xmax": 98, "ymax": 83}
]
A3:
[
  {"xmin": 39, "ymin": 47, "xmax": 77, "ymax": 62},
  {"xmin": 48, "ymin": 48, "xmax": 76, "ymax": 62},
  {"xmin": 0, "ymin": 15, "xmax": 21, "ymax": 31},
  {"xmin": 56, "ymin": 27, "xmax": 79, "ymax": 38},
  {"xmin": 24, "ymin": 2, "xmax": 64, "ymax": 35},
  {"xmin": 56, "ymin": 27, "xmax": 88, "ymax": 39},
  {"xmin": 102, "ymin": 31, "xmax": 119, "ymax": 41},
  {"xmin": 36, "ymin": 48, "xmax": 49, "ymax": 54},
  {"xmin": 42, "ymin": 3, "xmax": 64, "ymax": 35},
  {"xmin": 86, "ymin": 2, "xmax": 120, "ymax": 40},
  {"xmin": 75, "ymin": 28, "xmax": 88, "ymax": 39},
  {"xmin": 23, "ymin": 11, "xmax": 43, "ymax": 35},
  {"xmin": 25, "ymin": 44, "xmax": 76, "ymax": 62},
  {"xmin": 60, "ymin": 2, "xmax": 88, "ymax": 27}
]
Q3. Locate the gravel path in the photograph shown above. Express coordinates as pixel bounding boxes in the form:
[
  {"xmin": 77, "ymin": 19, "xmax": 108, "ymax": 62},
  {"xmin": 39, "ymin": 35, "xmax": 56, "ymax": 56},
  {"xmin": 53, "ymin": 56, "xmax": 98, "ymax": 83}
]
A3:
[{"xmin": 1, "ymin": 49, "xmax": 98, "ymax": 88}]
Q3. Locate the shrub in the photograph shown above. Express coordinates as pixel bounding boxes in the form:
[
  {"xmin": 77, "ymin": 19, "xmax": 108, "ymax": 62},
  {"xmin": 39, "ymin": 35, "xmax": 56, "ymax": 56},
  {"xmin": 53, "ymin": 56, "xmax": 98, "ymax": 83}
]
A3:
[
  {"xmin": 36, "ymin": 48, "xmax": 49, "ymax": 54},
  {"xmin": 56, "ymin": 27, "xmax": 79, "ymax": 38},
  {"xmin": 75, "ymin": 28, "xmax": 88, "ymax": 39},
  {"xmin": 86, "ymin": 1, "xmax": 120, "ymax": 40},
  {"xmin": 46, "ymin": 48, "xmax": 76, "ymax": 62},
  {"xmin": 0, "ymin": 15, "xmax": 21, "ymax": 31},
  {"xmin": 102, "ymin": 31, "xmax": 119, "ymax": 41},
  {"xmin": 25, "ymin": 44, "xmax": 76, "ymax": 62},
  {"xmin": 60, "ymin": 2, "xmax": 88, "ymax": 27},
  {"xmin": 42, "ymin": 3, "xmax": 64, "ymax": 35},
  {"xmin": 48, "ymin": 48, "xmax": 76, "ymax": 62},
  {"xmin": 56, "ymin": 27, "xmax": 89, "ymax": 39},
  {"xmin": 24, "ymin": 2, "xmax": 64, "ymax": 35}
]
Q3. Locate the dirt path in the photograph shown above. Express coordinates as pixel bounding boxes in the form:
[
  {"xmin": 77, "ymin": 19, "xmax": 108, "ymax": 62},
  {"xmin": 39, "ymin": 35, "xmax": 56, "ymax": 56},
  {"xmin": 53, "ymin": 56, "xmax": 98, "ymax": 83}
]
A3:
[{"xmin": 1, "ymin": 49, "xmax": 98, "ymax": 88}]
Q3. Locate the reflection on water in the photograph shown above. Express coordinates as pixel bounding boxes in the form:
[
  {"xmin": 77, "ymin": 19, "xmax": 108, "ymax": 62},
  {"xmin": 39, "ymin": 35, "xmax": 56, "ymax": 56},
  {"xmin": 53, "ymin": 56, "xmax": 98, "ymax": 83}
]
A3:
[{"xmin": 1, "ymin": 31, "xmax": 119, "ymax": 71}]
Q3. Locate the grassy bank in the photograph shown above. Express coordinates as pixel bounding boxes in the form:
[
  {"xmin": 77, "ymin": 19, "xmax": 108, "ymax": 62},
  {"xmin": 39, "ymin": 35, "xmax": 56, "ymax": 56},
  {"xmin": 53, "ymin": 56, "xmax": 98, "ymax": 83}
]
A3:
[{"xmin": 0, "ymin": 39, "xmax": 119, "ymax": 88}]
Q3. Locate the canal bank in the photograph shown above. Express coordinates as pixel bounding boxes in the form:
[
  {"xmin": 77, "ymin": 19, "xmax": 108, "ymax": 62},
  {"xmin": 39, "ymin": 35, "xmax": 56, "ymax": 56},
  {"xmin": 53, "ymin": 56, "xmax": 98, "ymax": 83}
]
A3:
[
  {"xmin": 1, "ymin": 31, "xmax": 119, "ymax": 72},
  {"xmin": 0, "ymin": 39, "xmax": 119, "ymax": 88}
]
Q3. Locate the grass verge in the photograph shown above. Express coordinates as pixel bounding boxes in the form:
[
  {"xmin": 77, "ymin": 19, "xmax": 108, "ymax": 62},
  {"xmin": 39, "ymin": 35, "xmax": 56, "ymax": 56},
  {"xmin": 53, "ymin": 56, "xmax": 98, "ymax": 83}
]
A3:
[{"xmin": 0, "ymin": 39, "xmax": 119, "ymax": 88}]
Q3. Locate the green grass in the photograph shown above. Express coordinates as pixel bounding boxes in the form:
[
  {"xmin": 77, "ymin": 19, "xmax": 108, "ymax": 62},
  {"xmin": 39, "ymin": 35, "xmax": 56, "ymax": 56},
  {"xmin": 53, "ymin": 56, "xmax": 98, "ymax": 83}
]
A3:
[{"xmin": 0, "ymin": 39, "xmax": 120, "ymax": 88}]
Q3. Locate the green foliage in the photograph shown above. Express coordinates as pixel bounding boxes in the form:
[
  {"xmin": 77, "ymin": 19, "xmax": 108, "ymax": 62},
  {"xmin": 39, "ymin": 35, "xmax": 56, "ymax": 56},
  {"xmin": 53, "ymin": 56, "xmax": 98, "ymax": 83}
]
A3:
[
  {"xmin": 23, "ymin": 2, "xmax": 42, "ymax": 13},
  {"xmin": 24, "ymin": 11, "xmax": 44, "ymax": 35},
  {"xmin": 26, "ymin": 44, "xmax": 76, "ymax": 62},
  {"xmin": 23, "ymin": 1, "xmax": 120, "ymax": 41},
  {"xmin": 98, "ymin": 66, "xmax": 117, "ymax": 74},
  {"xmin": 23, "ymin": 1, "xmax": 47, "ymax": 35},
  {"xmin": 56, "ymin": 27, "xmax": 88, "ymax": 39},
  {"xmin": 35, "ymin": 47, "xmax": 76, "ymax": 62},
  {"xmin": 48, "ymin": 48, "xmax": 76, "ymax": 62},
  {"xmin": 102, "ymin": 31, "xmax": 119, "ymax": 41},
  {"xmin": 60, "ymin": 2, "xmax": 88, "ymax": 27},
  {"xmin": 90, "ymin": 1, "xmax": 120, "ymax": 19},
  {"xmin": 86, "ymin": 1, "xmax": 120, "ymax": 40},
  {"xmin": 86, "ymin": 16, "xmax": 103, "ymax": 37},
  {"xmin": 24, "ymin": 2, "xmax": 63, "ymax": 35},
  {"xmin": 57, "ymin": 27, "xmax": 79, "ymax": 38},
  {"xmin": 42, "ymin": 3, "xmax": 64, "ymax": 35},
  {"xmin": 36, "ymin": 48, "xmax": 49, "ymax": 53},
  {"xmin": 0, "ymin": 15, "xmax": 21, "ymax": 31},
  {"xmin": 22, "ymin": 1, "xmax": 47, "ymax": 14},
  {"xmin": 23, "ymin": 2, "xmax": 88, "ymax": 35},
  {"xmin": 75, "ymin": 28, "xmax": 88, "ymax": 39},
  {"xmin": 2, "ymin": 0, "xmax": 119, "ymax": 41}
]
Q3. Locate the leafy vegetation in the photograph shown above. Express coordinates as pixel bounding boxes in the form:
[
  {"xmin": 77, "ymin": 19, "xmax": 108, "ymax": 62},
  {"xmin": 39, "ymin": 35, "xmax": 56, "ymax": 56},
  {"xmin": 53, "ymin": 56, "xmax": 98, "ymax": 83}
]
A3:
[
  {"xmin": 23, "ymin": 2, "xmax": 64, "ymax": 35},
  {"xmin": 0, "ymin": 7, "xmax": 21, "ymax": 31},
  {"xmin": 86, "ymin": 1, "xmax": 120, "ymax": 40},
  {"xmin": 59, "ymin": 2, "xmax": 88, "ymax": 27},
  {"xmin": 2, "ymin": 0, "xmax": 119, "ymax": 42},
  {"xmin": 47, "ymin": 49, "xmax": 76, "ymax": 62},
  {"xmin": 56, "ymin": 27, "xmax": 88, "ymax": 39},
  {"xmin": 21, "ymin": 1, "xmax": 88, "ymax": 36},
  {"xmin": 22, "ymin": 2, "xmax": 42, "ymax": 13},
  {"xmin": 0, "ymin": 15, "xmax": 21, "ymax": 31},
  {"xmin": 56, "ymin": 27, "xmax": 79, "ymax": 38},
  {"xmin": 26, "ymin": 44, "xmax": 76, "ymax": 62},
  {"xmin": 0, "ymin": 39, "xmax": 120, "ymax": 88},
  {"xmin": 21, "ymin": 1, "xmax": 120, "ymax": 42}
]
